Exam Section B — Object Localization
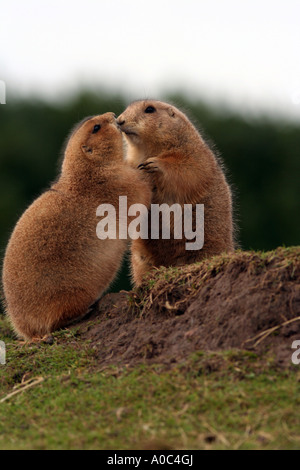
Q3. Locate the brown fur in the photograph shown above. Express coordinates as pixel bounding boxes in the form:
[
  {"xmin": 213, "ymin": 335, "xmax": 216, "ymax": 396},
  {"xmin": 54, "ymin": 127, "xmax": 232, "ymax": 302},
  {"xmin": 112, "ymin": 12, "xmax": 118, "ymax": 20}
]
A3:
[
  {"xmin": 2, "ymin": 113, "xmax": 151, "ymax": 340},
  {"xmin": 117, "ymin": 100, "xmax": 234, "ymax": 286}
]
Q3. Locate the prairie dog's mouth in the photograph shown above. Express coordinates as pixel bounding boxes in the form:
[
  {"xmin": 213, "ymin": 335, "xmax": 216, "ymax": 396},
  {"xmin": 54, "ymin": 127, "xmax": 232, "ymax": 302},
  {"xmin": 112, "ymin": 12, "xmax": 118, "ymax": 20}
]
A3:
[
  {"xmin": 116, "ymin": 117, "xmax": 139, "ymax": 138},
  {"xmin": 124, "ymin": 131, "xmax": 137, "ymax": 136},
  {"xmin": 117, "ymin": 121, "xmax": 137, "ymax": 136},
  {"xmin": 122, "ymin": 127, "xmax": 138, "ymax": 137}
]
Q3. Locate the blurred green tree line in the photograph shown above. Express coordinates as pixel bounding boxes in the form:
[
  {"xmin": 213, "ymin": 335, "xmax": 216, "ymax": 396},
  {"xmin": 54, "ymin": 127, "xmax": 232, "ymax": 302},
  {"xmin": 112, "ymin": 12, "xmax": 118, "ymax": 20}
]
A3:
[{"xmin": 0, "ymin": 90, "xmax": 299, "ymax": 292}]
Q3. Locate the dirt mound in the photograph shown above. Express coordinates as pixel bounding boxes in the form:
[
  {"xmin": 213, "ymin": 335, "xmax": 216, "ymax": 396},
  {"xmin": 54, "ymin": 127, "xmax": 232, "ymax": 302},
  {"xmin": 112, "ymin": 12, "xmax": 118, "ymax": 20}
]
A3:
[{"xmin": 76, "ymin": 247, "xmax": 300, "ymax": 369}]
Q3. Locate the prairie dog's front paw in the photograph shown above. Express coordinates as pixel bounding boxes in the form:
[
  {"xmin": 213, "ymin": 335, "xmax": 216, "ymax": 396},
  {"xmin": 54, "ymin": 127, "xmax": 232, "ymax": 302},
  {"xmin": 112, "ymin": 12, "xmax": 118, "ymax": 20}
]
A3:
[{"xmin": 137, "ymin": 159, "xmax": 160, "ymax": 174}]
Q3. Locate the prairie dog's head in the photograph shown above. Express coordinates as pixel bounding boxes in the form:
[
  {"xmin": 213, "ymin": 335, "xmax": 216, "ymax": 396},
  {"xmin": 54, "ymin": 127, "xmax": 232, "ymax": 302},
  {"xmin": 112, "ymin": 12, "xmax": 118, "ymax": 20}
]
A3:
[
  {"xmin": 117, "ymin": 100, "xmax": 198, "ymax": 166},
  {"xmin": 62, "ymin": 112, "xmax": 124, "ymax": 173}
]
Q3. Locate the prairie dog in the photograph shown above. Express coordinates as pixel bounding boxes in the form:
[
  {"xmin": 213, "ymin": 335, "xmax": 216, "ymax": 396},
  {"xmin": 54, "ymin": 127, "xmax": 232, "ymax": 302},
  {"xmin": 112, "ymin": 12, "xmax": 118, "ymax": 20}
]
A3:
[
  {"xmin": 117, "ymin": 100, "xmax": 234, "ymax": 285},
  {"xmin": 2, "ymin": 113, "xmax": 151, "ymax": 340}
]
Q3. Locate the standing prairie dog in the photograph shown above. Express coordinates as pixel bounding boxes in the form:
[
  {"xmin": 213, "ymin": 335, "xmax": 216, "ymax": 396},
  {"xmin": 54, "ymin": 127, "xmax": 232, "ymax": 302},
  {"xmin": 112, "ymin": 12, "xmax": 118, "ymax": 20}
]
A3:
[
  {"xmin": 2, "ymin": 113, "xmax": 151, "ymax": 340},
  {"xmin": 117, "ymin": 100, "xmax": 234, "ymax": 285}
]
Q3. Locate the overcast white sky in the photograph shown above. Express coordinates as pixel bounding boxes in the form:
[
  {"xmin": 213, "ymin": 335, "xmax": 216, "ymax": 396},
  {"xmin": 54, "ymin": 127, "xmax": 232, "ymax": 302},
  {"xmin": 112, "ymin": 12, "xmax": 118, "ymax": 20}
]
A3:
[{"xmin": 1, "ymin": 0, "xmax": 300, "ymax": 119}]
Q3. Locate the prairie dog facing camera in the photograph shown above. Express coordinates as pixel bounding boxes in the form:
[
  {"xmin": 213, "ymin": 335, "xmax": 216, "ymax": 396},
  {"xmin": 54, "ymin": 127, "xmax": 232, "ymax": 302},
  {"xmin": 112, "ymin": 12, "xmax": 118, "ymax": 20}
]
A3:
[
  {"xmin": 117, "ymin": 100, "xmax": 234, "ymax": 285},
  {"xmin": 2, "ymin": 113, "xmax": 151, "ymax": 340}
]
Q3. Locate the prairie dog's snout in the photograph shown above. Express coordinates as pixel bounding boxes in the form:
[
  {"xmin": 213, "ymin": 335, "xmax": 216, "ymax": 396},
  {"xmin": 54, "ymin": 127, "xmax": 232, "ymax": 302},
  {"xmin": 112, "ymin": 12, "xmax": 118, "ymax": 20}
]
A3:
[
  {"xmin": 105, "ymin": 112, "xmax": 117, "ymax": 122},
  {"xmin": 117, "ymin": 117, "xmax": 125, "ymax": 126}
]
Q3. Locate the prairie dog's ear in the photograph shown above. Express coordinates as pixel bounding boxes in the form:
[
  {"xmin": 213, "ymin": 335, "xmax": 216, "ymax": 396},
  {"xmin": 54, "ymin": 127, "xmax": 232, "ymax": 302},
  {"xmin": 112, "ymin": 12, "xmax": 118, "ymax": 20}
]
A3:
[
  {"xmin": 167, "ymin": 107, "xmax": 175, "ymax": 117},
  {"xmin": 81, "ymin": 145, "xmax": 93, "ymax": 155}
]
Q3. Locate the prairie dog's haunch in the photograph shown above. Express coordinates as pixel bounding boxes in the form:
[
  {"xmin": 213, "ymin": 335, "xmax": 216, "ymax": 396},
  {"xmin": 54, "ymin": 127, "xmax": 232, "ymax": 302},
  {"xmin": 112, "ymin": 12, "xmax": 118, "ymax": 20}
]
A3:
[
  {"xmin": 117, "ymin": 100, "xmax": 235, "ymax": 285},
  {"xmin": 2, "ymin": 113, "xmax": 151, "ymax": 340}
]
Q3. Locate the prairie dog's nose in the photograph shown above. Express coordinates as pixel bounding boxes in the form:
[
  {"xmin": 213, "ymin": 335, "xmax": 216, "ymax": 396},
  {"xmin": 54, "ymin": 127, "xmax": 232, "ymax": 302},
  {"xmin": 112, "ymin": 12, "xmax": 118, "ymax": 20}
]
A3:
[
  {"xmin": 108, "ymin": 112, "xmax": 117, "ymax": 122},
  {"xmin": 100, "ymin": 112, "xmax": 116, "ymax": 123},
  {"xmin": 117, "ymin": 115, "xmax": 125, "ymax": 126}
]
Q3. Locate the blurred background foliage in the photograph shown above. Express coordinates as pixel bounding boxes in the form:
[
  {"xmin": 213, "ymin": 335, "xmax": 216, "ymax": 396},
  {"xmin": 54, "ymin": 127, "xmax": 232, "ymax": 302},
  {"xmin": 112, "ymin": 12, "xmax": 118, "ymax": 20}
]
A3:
[{"xmin": 0, "ymin": 90, "xmax": 299, "ymax": 292}]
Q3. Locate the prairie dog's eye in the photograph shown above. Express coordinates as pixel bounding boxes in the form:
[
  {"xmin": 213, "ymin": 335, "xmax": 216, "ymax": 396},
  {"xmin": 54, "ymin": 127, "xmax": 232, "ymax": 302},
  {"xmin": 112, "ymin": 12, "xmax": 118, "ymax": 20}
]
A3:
[
  {"xmin": 145, "ymin": 106, "xmax": 156, "ymax": 114},
  {"xmin": 92, "ymin": 124, "xmax": 101, "ymax": 134}
]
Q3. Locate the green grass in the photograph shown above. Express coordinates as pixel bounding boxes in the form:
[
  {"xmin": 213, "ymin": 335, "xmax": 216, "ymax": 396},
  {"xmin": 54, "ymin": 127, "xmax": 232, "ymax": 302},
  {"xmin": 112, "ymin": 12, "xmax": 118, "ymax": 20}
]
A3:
[{"xmin": 1, "ymin": 315, "xmax": 300, "ymax": 450}]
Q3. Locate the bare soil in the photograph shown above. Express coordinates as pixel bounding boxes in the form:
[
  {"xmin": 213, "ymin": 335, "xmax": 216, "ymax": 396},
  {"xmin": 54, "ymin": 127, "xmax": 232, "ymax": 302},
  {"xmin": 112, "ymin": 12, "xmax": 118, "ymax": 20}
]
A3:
[{"xmin": 75, "ymin": 247, "xmax": 300, "ymax": 369}]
